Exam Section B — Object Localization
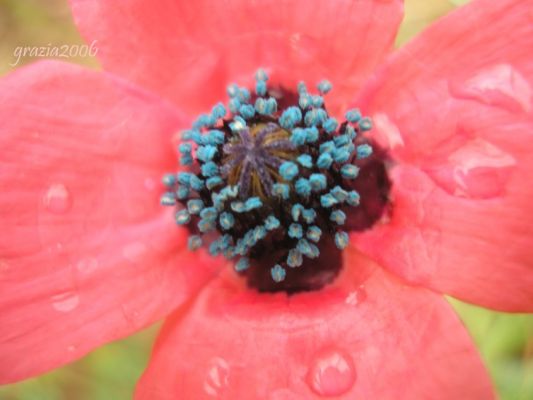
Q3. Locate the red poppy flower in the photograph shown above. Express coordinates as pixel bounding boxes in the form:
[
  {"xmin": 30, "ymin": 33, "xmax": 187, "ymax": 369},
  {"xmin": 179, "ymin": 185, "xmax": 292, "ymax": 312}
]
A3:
[{"xmin": 1, "ymin": 0, "xmax": 532, "ymax": 398}]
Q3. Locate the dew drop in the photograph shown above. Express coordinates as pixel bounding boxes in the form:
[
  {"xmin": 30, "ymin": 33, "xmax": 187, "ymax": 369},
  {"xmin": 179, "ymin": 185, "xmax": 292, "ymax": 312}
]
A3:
[
  {"xmin": 43, "ymin": 184, "xmax": 72, "ymax": 214},
  {"xmin": 76, "ymin": 258, "xmax": 99, "ymax": 276},
  {"xmin": 425, "ymin": 138, "xmax": 516, "ymax": 199},
  {"xmin": 51, "ymin": 292, "xmax": 80, "ymax": 312},
  {"xmin": 204, "ymin": 357, "xmax": 230, "ymax": 397},
  {"xmin": 450, "ymin": 64, "xmax": 532, "ymax": 113},
  {"xmin": 122, "ymin": 242, "xmax": 147, "ymax": 262},
  {"xmin": 306, "ymin": 348, "xmax": 356, "ymax": 397},
  {"xmin": 345, "ymin": 286, "xmax": 367, "ymax": 306},
  {"xmin": 372, "ymin": 113, "xmax": 404, "ymax": 151}
]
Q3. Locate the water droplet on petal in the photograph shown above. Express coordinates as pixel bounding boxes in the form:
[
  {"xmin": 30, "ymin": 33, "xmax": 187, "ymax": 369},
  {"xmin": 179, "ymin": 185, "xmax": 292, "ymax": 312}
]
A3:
[
  {"xmin": 204, "ymin": 357, "xmax": 230, "ymax": 397},
  {"xmin": 43, "ymin": 184, "xmax": 72, "ymax": 214},
  {"xmin": 450, "ymin": 64, "xmax": 532, "ymax": 113},
  {"xmin": 425, "ymin": 138, "xmax": 516, "ymax": 199},
  {"xmin": 307, "ymin": 348, "xmax": 356, "ymax": 397},
  {"xmin": 51, "ymin": 292, "xmax": 80, "ymax": 312},
  {"xmin": 372, "ymin": 113, "xmax": 404, "ymax": 151},
  {"xmin": 122, "ymin": 242, "xmax": 147, "ymax": 262},
  {"xmin": 76, "ymin": 258, "xmax": 99, "ymax": 276},
  {"xmin": 345, "ymin": 286, "xmax": 367, "ymax": 306}
]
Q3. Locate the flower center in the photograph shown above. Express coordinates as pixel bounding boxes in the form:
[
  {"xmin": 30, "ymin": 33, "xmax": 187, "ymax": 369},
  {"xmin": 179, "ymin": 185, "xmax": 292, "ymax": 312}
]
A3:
[{"xmin": 161, "ymin": 70, "xmax": 390, "ymax": 293}]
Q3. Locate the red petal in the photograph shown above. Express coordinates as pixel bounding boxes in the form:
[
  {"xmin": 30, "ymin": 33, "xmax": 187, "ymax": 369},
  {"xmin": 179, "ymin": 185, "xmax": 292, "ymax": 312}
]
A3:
[
  {"xmin": 354, "ymin": 0, "xmax": 533, "ymax": 311},
  {"xmin": 136, "ymin": 249, "xmax": 493, "ymax": 399},
  {"xmin": 70, "ymin": 0, "xmax": 404, "ymax": 115},
  {"xmin": 0, "ymin": 61, "xmax": 221, "ymax": 383}
]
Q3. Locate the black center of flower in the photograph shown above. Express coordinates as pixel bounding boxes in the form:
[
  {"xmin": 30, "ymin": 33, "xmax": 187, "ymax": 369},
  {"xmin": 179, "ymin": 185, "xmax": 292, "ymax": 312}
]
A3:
[{"xmin": 161, "ymin": 70, "xmax": 391, "ymax": 293}]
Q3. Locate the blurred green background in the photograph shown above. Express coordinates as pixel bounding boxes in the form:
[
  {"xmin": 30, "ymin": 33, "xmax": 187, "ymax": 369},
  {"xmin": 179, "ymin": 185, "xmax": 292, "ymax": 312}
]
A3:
[{"xmin": 0, "ymin": 0, "xmax": 531, "ymax": 398}]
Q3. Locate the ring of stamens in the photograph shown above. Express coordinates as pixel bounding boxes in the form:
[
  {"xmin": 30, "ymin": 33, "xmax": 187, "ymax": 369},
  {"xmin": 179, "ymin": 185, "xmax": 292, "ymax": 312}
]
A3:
[{"xmin": 161, "ymin": 69, "xmax": 374, "ymax": 285}]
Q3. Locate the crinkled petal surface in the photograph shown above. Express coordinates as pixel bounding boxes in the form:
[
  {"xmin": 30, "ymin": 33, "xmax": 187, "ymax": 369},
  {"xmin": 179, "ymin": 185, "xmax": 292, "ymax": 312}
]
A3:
[
  {"xmin": 0, "ymin": 61, "xmax": 222, "ymax": 383},
  {"xmin": 70, "ymin": 0, "xmax": 404, "ymax": 115},
  {"xmin": 136, "ymin": 249, "xmax": 493, "ymax": 400},
  {"xmin": 353, "ymin": 0, "xmax": 533, "ymax": 311}
]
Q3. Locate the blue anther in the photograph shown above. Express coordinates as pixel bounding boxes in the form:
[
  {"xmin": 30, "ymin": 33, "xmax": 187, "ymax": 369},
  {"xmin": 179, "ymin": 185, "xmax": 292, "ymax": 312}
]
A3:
[
  {"xmin": 279, "ymin": 161, "xmax": 299, "ymax": 181},
  {"xmin": 340, "ymin": 164, "xmax": 360, "ymax": 179},
  {"xmin": 297, "ymin": 239, "xmax": 320, "ymax": 259},
  {"xmin": 245, "ymin": 197, "xmax": 262, "ymax": 211},
  {"xmin": 176, "ymin": 186, "xmax": 189, "ymax": 199},
  {"xmin": 178, "ymin": 172, "xmax": 192, "ymax": 186},
  {"xmin": 208, "ymin": 130, "xmax": 225, "ymax": 145},
  {"xmin": 333, "ymin": 148, "xmax": 351, "ymax": 163},
  {"xmin": 320, "ymin": 193, "xmax": 338, "ymax": 208},
  {"xmin": 288, "ymin": 223, "xmax": 303, "ymax": 239},
  {"xmin": 271, "ymin": 264, "xmax": 286, "ymax": 282},
  {"xmin": 356, "ymin": 144, "xmax": 373, "ymax": 159},
  {"xmin": 230, "ymin": 201, "xmax": 246, "ymax": 213},
  {"xmin": 229, "ymin": 98, "xmax": 241, "ymax": 114},
  {"xmin": 229, "ymin": 116, "xmax": 247, "ymax": 132},
  {"xmin": 317, "ymin": 152, "xmax": 333, "ymax": 169},
  {"xmin": 319, "ymin": 141, "xmax": 336, "ymax": 154},
  {"xmin": 256, "ymin": 80, "xmax": 267, "ymax": 96},
  {"xmin": 190, "ymin": 130, "xmax": 206, "ymax": 145},
  {"xmin": 219, "ymin": 212, "xmax": 235, "ymax": 230},
  {"xmin": 335, "ymin": 231, "xmax": 349, "ymax": 249},
  {"xmin": 187, "ymin": 199, "xmax": 204, "ymax": 215},
  {"xmin": 317, "ymin": 80, "xmax": 332, "ymax": 94},
  {"xmin": 291, "ymin": 128, "xmax": 307, "ymax": 146},
  {"xmin": 188, "ymin": 235, "xmax": 202, "ymax": 251},
  {"xmin": 279, "ymin": 106, "xmax": 302, "ymax": 129},
  {"xmin": 197, "ymin": 145, "xmax": 218, "ymax": 162},
  {"xmin": 299, "ymin": 93, "xmax": 312, "ymax": 109},
  {"xmin": 345, "ymin": 109, "xmax": 362, "ymax": 123},
  {"xmin": 306, "ymin": 226, "xmax": 322, "ymax": 243},
  {"xmin": 179, "ymin": 142, "xmax": 192, "ymax": 154},
  {"xmin": 297, "ymin": 81, "xmax": 307, "ymax": 93},
  {"xmin": 252, "ymin": 226, "xmax": 267, "ymax": 242},
  {"xmin": 235, "ymin": 257, "xmax": 250, "ymax": 272},
  {"xmin": 237, "ymin": 87, "xmax": 251, "ymax": 103},
  {"xmin": 302, "ymin": 209, "xmax": 316, "ymax": 224},
  {"xmin": 223, "ymin": 247, "xmax": 236, "ymax": 260},
  {"xmin": 181, "ymin": 130, "xmax": 195, "ymax": 140},
  {"xmin": 239, "ymin": 104, "xmax": 255, "ymax": 119},
  {"xmin": 209, "ymin": 241, "xmax": 220, "ymax": 256},
  {"xmin": 162, "ymin": 174, "xmax": 176, "ymax": 187},
  {"xmin": 227, "ymin": 83, "xmax": 239, "ymax": 98},
  {"xmin": 266, "ymin": 98, "xmax": 278, "ymax": 114},
  {"xmin": 201, "ymin": 161, "xmax": 219, "ymax": 177},
  {"xmin": 265, "ymin": 215, "xmax": 280, "ymax": 230},
  {"xmin": 189, "ymin": 175, "xmax": 205, "ymax": 191},
  {"xmin": 309, "ymin": 173, "xmax": 327, "ymax": 192},
  {"xmin": 304, "ymin": 108, "xmax": 327, "ymax": 127},
  {"xmin": 219, "ymin": 234, "xmax": 233, "ymax": 250},
  {"xmin": 359, "ymin": 117, "xmax": 373, "ymax": 131},
  {"xmin": 198, "ymin": 218, "xmax": 216, "ymax": 233},
  {"xmin": 291, "ymin": 204, "xmax": 304, "ymax": 221},
  {"xmin": 175, "ymin": 209, "xmax": 191, "ymax": 225},
  {"xmin": 200, "ymin": 207, "xmax": 218, "ymax": 221},
  {"xmin": 331, "ymin": 186, "xmax": 348, "ymax": 202},
  {"xmin": 295, "ymin": 178, "xmax": 312, "ymax": 197},
  {"xmin": 206, "ymin": 176, "xmax": 223, "ymax": 190},
  {"xmin": 160, "ymin": 192, "xmax": 176, "ymax": 206},
  {"xmin": 311, "ymin": 95, "xmax": 324, "ymax": 108},
  {"xmin": 255, "ymin": 68, "xmax": 269, "ymax": 81},
  {"xmin": 323, "ymin": 117, "xmax": 338, "ymax": 133},
  {"xmin": 193, "ymin": 113, "xmax": 215, "ymax": 129},
  {"xmin": 330, "ymin": 210, "xmax": 347, "ymax": 225},
  {"xmin": 345, "ymin": 125, "xmax": 357, "ymax": 139},
  {"xmin": 297, "ymin": 154, "xmax": 313, "ymax": 168},
  {"xmin": 255, "ymin": 97, "xmax": 278, "ymax": 115},
  {"xmin": 211, "ymin": 102, "xmax": 226, "ymax": 119},
  {"xmin": 180, "ymin": 154, "xmax": 193, "ymax": 166},
  {"xmin": 305, "ymin": 126, "xmax": 319, "ymax": 143},
  {"xmin": 287, "ymin": 249, "xmax": 303, "ymax": 268},
  {"xmin": 334, "ymin": 134, "xmax": 351, "ymax": 147},
  {"xmin": 347, "ymin": 190, "xmax": 361, "ymax": 206}
]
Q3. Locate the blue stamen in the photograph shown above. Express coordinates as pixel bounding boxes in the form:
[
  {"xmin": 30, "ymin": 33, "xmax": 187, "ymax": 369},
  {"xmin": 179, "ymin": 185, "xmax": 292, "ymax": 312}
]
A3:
[
  {"xmin": 188, "ymin": 235, "xmax": 202, "ymax": 250},
  {"xmin": 359, "ymin": 117, "xmax": 373, "ymax": 131},
  {"xmin": 335, "ymin": 231, "xmax": 349, "ymax": 249},
  {"xmin": 175, "ymin": 209, "xmax": 191, "ymax": 225},
  {"xmin": 331, "ymin": 186, "xmax": 348, "ymax": 202},
  {"xmin": 323, "ymin": 118, "xmax": 338, "ymax": 133},
  {"xmin": 320, "ymin": 194, "xmax": 338, "ymax": 208},
  {"xmin": 219, "ymin": 212, "xmax": 235, "ymax": 230},
  {"xmin": 306, "ymin": 226, "xmax": 322, "ymax": 243},
  {"xmin": 245, "ymin": 197, "xmax": 262, "ymax": 211},
  {"xmin": 197, "ymin": 145, "xmax": 218, "ymax": 162},
  {"xmin": 319, "ymin": 141, "xmax": 336, "ymax": 154},
  {"xmin": 304, "ymin": 108, "xmax": 327, "ymax": 127},
  {"xmin": 265, "ymin": 215, "xmax": 280, "ymax": 230},
  {"xmin": 187, "ymin": 199, "xmax": 204, "ymax": 215},
  {"xmin": 287, "ymin": 249, "xmax": 303, "ymax": 268},
  {"xmin": 317, "ymin": 152, "xmax": 333, "ymax": 169},
  {"xmin": 295, "ymin": 178, "xmax": 312, "ymax": 197},
  {"xmin": 330, "ymin": 210, "xmax": 346, "ymax": 225},
  {"xmin": 340, "ymin": 164, "xmax": 360, "ymax": 179},
  {"xmin": 207, "ymin": 130, "xmax": 225, "ymax": 145},
  {"xmin": 272, "ymin": 183, "xmax": 290, "ymax": 199},
  {"xmin": 356, "ymin": 144, "xmax": 373, "ymax": 159},
  {"xmin": 291, "ymin": 204, "xmax": 304, "ymax": 221},
  {"xmin": 201, "ymin": 161, "xmax": 219, "ymax": 177},
  {"xmin": 291, "ymin": 128, "xmax": 307, "ymax": 146},
  {"xmin": 347, "ymin": 191, "xmax": 361, "ymax": 206},
  {"xmin": 271, "ymin": 264, "xmax": 286, "ymax": 282},
  {"xmin": 279, "ymin": 161, "xmax": 299, "ymax": 181},
  {"xmin": 206, "ymin": 176, "xmax": 223, "ymax": 190},
  {"xmin": 211, "ymin": 103, "xmax": 226, "ymax": 119},
  {"xmin": 235, "ymin": 257, "xmax": 250, "ymax": 272},
  {"xmin": 198, "ymin": 218, "xmax": 216, "ymax": 233},
  {"xmin": 302, "ymin": 209, "xmax": 316, "ymax": 224},
  {"xmin": 297, "ymin": 154, "xmax": 313, "ymax": 168},
  {"xmin": 345, "ymin": 109, "xmax": 362, "ymax": 123},
  {"xmin": 309, "ymin": 173, "xmax": 327, "ymax": 192},
  {"xmin": 160, "ymin": 192, "xmax": 176, "ymax": 206},
  {"xmin": 256, "ymin": 80, "xmax": 267, "ymax": 96},
  {"xmin": 176, "ymin": 186, "xmax": 189, "ymax": 199},
  {"xmin": 279, "ymin": 106, "xmax": 302, "ymax": 129},
  {"xmin": 200, "ymin": 207, "xmax": 218, "ymax": 221},
  {"xmin": 288, "ymin": 223, "xmax": 303, "ymax": 239},
  {"xmin": 317, "ymin": 80, "xmax": 332, "ymax": 94},
  {"xmin": 239, "ymin": 104, "xmax": 255, "ymax": 119}
]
